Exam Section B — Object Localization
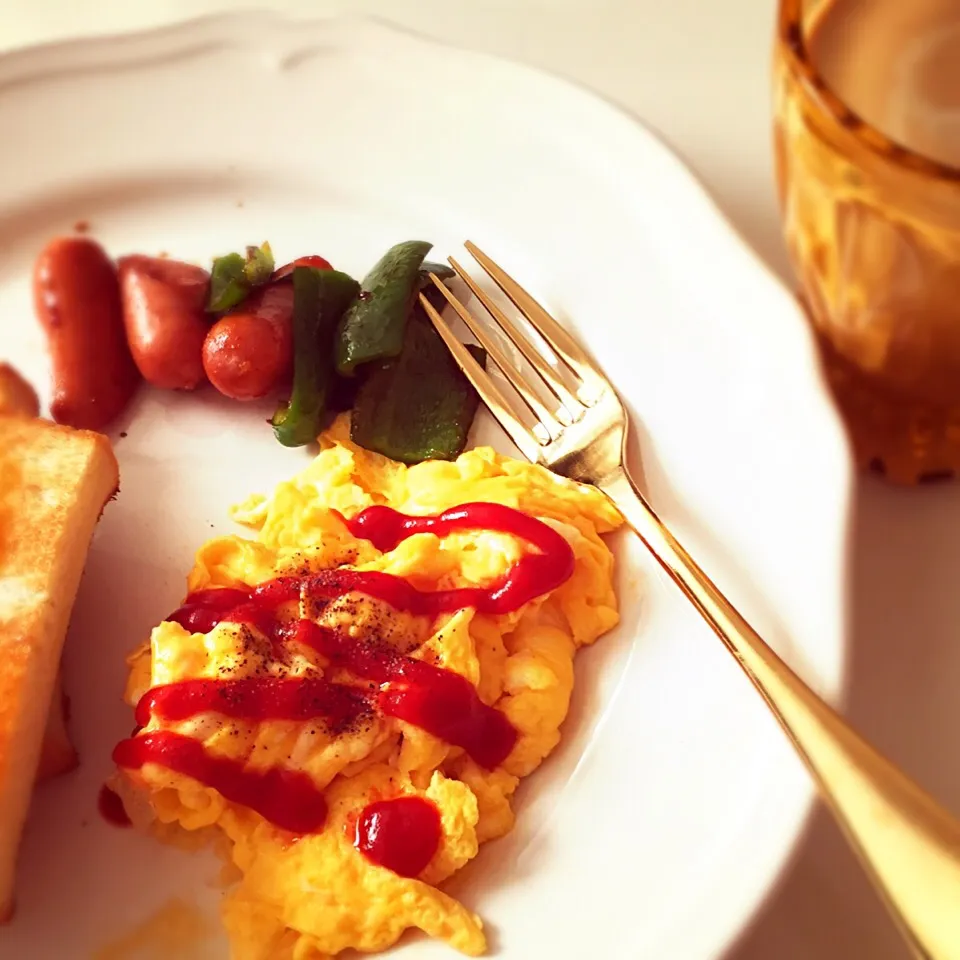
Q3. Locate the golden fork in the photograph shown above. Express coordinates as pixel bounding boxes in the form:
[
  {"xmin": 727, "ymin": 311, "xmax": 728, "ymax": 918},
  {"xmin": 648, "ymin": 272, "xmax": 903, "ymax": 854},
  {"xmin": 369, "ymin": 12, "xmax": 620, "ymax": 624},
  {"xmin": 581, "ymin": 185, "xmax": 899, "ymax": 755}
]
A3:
[{"xmin": 420, "ymin": 241, "xmax": 960, "ymax": 960}]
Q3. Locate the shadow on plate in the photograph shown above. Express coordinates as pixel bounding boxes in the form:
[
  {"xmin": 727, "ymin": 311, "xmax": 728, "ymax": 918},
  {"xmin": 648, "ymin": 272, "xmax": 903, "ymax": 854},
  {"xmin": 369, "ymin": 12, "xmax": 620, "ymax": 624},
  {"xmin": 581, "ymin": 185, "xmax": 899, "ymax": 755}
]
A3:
[{"xmin": 725, "ymin": 474, "xmax": 960, "ymax": 960}]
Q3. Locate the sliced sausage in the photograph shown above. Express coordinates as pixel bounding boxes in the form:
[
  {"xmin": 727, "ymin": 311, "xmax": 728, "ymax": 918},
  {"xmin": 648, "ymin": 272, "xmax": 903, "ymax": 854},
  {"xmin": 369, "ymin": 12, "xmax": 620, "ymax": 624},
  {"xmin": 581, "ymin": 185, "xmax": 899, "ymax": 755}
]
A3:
[
  {"xmin": 33, "ymin": 237, "xmax": 140, "ymax": 430},
  {"xmin": 118, "ymin": 255, "xmax": 210, "ymax": 390},
  {"xmin": 202, "ymin": 282, "xmax": 294, "ymax": 401}
]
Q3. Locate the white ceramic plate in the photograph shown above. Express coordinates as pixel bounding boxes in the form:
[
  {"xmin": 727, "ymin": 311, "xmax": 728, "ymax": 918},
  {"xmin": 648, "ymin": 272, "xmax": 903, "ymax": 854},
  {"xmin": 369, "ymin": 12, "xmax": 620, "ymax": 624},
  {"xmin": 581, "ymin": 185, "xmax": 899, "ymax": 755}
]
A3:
[{"xmin": 0, "ymin": 14, "xmax": 851, "ymax": 960}]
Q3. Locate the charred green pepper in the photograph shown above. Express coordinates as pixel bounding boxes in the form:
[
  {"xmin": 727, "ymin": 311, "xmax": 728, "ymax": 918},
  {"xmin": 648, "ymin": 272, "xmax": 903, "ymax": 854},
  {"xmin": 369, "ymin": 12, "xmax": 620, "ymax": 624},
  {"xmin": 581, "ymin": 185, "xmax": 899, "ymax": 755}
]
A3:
[
  {"xmin": 207, "ymin": 242, "xmax": 275, "ymax": 313},
  {"xmin": 326, "ymin": 372, "xmax": 361, "ymax": 413},
  {"xmin": 417, "ymin": 262, "xmax": 455, "ymax": 314},
  {"xmin": 335, "ymin": 241, "xmax": 432, "ymax": 375},
  {"xmin": 272, "ymin": 265, "xmax": 360, "ymax": 447},
  {"xmin": 419, "ymin": 261, "xmax": 455, "ymax": 285},
  {"xmin": 350, "ymin": 305, "xmax": 485, "ymax": 464}
]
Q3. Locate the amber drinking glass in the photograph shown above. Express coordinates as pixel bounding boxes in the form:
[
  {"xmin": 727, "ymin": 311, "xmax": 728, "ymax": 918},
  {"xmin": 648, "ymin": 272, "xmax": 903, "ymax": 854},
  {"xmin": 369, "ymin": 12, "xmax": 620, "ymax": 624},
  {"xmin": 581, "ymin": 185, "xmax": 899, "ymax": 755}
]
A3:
[{"xmin": 774, "ymin": 0, "xmax": 960, "ymax": 483}]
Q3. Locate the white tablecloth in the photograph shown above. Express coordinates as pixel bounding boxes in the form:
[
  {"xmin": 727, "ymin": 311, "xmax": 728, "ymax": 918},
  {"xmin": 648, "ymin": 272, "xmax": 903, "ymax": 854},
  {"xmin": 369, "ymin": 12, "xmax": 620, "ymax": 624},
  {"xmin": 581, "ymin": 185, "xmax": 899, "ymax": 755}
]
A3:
[{"xmin": 5, "ymin": 3, "xmax": 956, "ymax": 957}]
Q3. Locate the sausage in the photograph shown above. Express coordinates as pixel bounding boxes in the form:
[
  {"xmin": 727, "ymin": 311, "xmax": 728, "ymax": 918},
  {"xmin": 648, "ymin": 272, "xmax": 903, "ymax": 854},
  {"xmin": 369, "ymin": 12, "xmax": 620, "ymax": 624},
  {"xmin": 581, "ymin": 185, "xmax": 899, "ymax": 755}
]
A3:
[
  {"xmin": 118, "ymin": 255, "xmax": 210, "ymax": 390},
  {"xmin": 202, "ymin": 282, "xmax": 294, "ymax": 401},
  {"xmin": 33, "ymin": 237, "xmax": 140, "ymax": 430},
  {"xmin": 0, "ymin": 363, "xmax": 39, "ymax": 419}
]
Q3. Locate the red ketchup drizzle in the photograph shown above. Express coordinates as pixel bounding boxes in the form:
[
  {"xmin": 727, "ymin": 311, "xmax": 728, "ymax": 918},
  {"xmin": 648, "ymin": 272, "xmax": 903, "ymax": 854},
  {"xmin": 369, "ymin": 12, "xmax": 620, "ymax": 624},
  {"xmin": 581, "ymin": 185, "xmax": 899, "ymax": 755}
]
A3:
[
  {"xmin": 340, "ymin": 503, "xmax": 574, "ymax": 615},
  {"xmin": 112, "ymin": 731, "xmax": 327, "ymax": 834},
  {"xmin": 115, "ymin": 503, "xmax": 572, "ymax": 837},
  {"xmin": 97, "ymin": 784, "xmax": 131, "ymax": 828},
  {"xmin": 354, "ymin": 796, "xmax": 442, "ymax": 877},
  {"xmin": 136, "ymin": 677, "xmax": 371, "ymax": 728},
  {"xmin": 294, "ymin": 620, "xmax": 515, "ymax": 769},
  {"xmin": 167, "ymin": 587, "xmax": 252, "ymax": 634}
]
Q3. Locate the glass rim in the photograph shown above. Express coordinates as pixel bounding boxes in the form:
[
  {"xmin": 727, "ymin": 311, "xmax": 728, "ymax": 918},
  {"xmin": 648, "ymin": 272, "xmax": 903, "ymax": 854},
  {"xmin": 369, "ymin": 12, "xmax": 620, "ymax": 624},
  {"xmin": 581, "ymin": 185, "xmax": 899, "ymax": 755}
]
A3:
[{"xmin": 778, "ymin": 0, "xmax": 960, "ymax": 182}]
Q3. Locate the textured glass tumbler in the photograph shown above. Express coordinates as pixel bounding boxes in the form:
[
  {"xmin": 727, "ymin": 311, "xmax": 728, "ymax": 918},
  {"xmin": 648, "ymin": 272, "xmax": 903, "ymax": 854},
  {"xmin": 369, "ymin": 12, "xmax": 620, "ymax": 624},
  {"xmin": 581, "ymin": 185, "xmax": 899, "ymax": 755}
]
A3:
[{"xmin": 775, "ymin": 0, "xmax": 960, "ymax": 484}]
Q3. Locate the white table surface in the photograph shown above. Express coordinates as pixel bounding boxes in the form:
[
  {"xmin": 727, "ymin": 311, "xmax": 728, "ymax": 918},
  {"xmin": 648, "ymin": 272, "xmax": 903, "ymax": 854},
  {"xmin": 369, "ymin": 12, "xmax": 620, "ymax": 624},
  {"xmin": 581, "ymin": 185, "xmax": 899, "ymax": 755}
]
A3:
[{"xmin": 5, "ymin": 2, "xmax": 958, "ymax": 958}]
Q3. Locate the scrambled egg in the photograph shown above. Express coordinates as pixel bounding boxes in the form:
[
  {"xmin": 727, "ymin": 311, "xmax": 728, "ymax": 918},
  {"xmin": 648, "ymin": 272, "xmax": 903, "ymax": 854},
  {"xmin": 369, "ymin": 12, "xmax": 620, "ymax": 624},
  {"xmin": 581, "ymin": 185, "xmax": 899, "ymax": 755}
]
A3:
[{"xmin": 117, "ymin": 417, "xmax": 622, "ymax": 959}]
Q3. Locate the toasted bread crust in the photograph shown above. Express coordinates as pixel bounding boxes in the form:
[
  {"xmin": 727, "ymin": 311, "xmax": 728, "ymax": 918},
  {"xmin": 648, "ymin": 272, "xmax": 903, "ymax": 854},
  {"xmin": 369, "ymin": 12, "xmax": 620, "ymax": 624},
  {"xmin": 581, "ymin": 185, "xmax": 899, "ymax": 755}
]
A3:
[
  {"xmin": 0, "ymin": 373, "xmax": 76, "ymax": 785},
  {"xmin": 0, "ymin": 415, "xmax": 118, "ymax": 920}
]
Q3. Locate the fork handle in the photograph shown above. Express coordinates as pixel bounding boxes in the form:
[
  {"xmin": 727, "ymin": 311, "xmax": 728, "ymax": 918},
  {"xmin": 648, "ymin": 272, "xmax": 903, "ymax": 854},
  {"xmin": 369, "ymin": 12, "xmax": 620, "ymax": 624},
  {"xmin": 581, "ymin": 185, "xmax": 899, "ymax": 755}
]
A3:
[{"xmin": 601, "ymin": 467, "xmax": 960, "ymax": 960}]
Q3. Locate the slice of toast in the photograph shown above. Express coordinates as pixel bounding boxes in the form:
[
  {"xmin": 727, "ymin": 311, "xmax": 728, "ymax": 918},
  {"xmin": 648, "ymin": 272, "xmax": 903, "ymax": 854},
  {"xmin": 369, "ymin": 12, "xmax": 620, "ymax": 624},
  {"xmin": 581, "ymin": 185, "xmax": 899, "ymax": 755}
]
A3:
[
  {"xmin": 0, "ymin": 368, "xmax": 79, "ymax": 786},
  {"xmin": 0, "ymin": 414, "xmax": 119, "ymax": 921}
]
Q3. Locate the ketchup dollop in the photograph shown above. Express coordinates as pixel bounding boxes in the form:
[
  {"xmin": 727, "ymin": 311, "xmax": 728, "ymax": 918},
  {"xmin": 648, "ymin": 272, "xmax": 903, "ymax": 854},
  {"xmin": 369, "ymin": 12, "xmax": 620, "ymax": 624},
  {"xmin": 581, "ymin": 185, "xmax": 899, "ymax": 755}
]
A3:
[
  {"xmin": 97, "ymin": 784, "xmax": 131, "ymax": 828},
  {"xmin": 354, "ymin": 796, "xmax": 442, "ymax": 877},
  {"xmin": 114, "ymin": 503, "xmax": 573, "ymax": 841}
]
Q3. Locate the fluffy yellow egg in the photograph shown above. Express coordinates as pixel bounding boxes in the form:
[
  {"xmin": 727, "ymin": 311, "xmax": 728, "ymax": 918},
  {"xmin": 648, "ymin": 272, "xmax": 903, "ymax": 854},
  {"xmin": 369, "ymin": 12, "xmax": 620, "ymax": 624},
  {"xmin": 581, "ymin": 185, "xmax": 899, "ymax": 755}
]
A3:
[{"xmin": 113, "ymin": 416, "xmax": 622, "ymax": 958}]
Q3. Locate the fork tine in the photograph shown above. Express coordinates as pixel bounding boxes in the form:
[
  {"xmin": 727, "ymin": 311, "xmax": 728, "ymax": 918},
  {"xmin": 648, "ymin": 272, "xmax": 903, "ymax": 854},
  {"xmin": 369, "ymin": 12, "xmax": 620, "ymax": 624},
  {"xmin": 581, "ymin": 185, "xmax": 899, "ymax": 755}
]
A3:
[
  {"xmin": 465, "ymin": 241, "xmax": 605, "ymax": 399},
  {"xmin": 418, "ymin": 292, "xmax": 545, "ymax": 464},
  {"xmin": 429, "ymin": 273, "xmax": 565, "ymax": 438},
  {"xmin": 448, "ymin": 256, "xmax": 584, "ymax": 416}
]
